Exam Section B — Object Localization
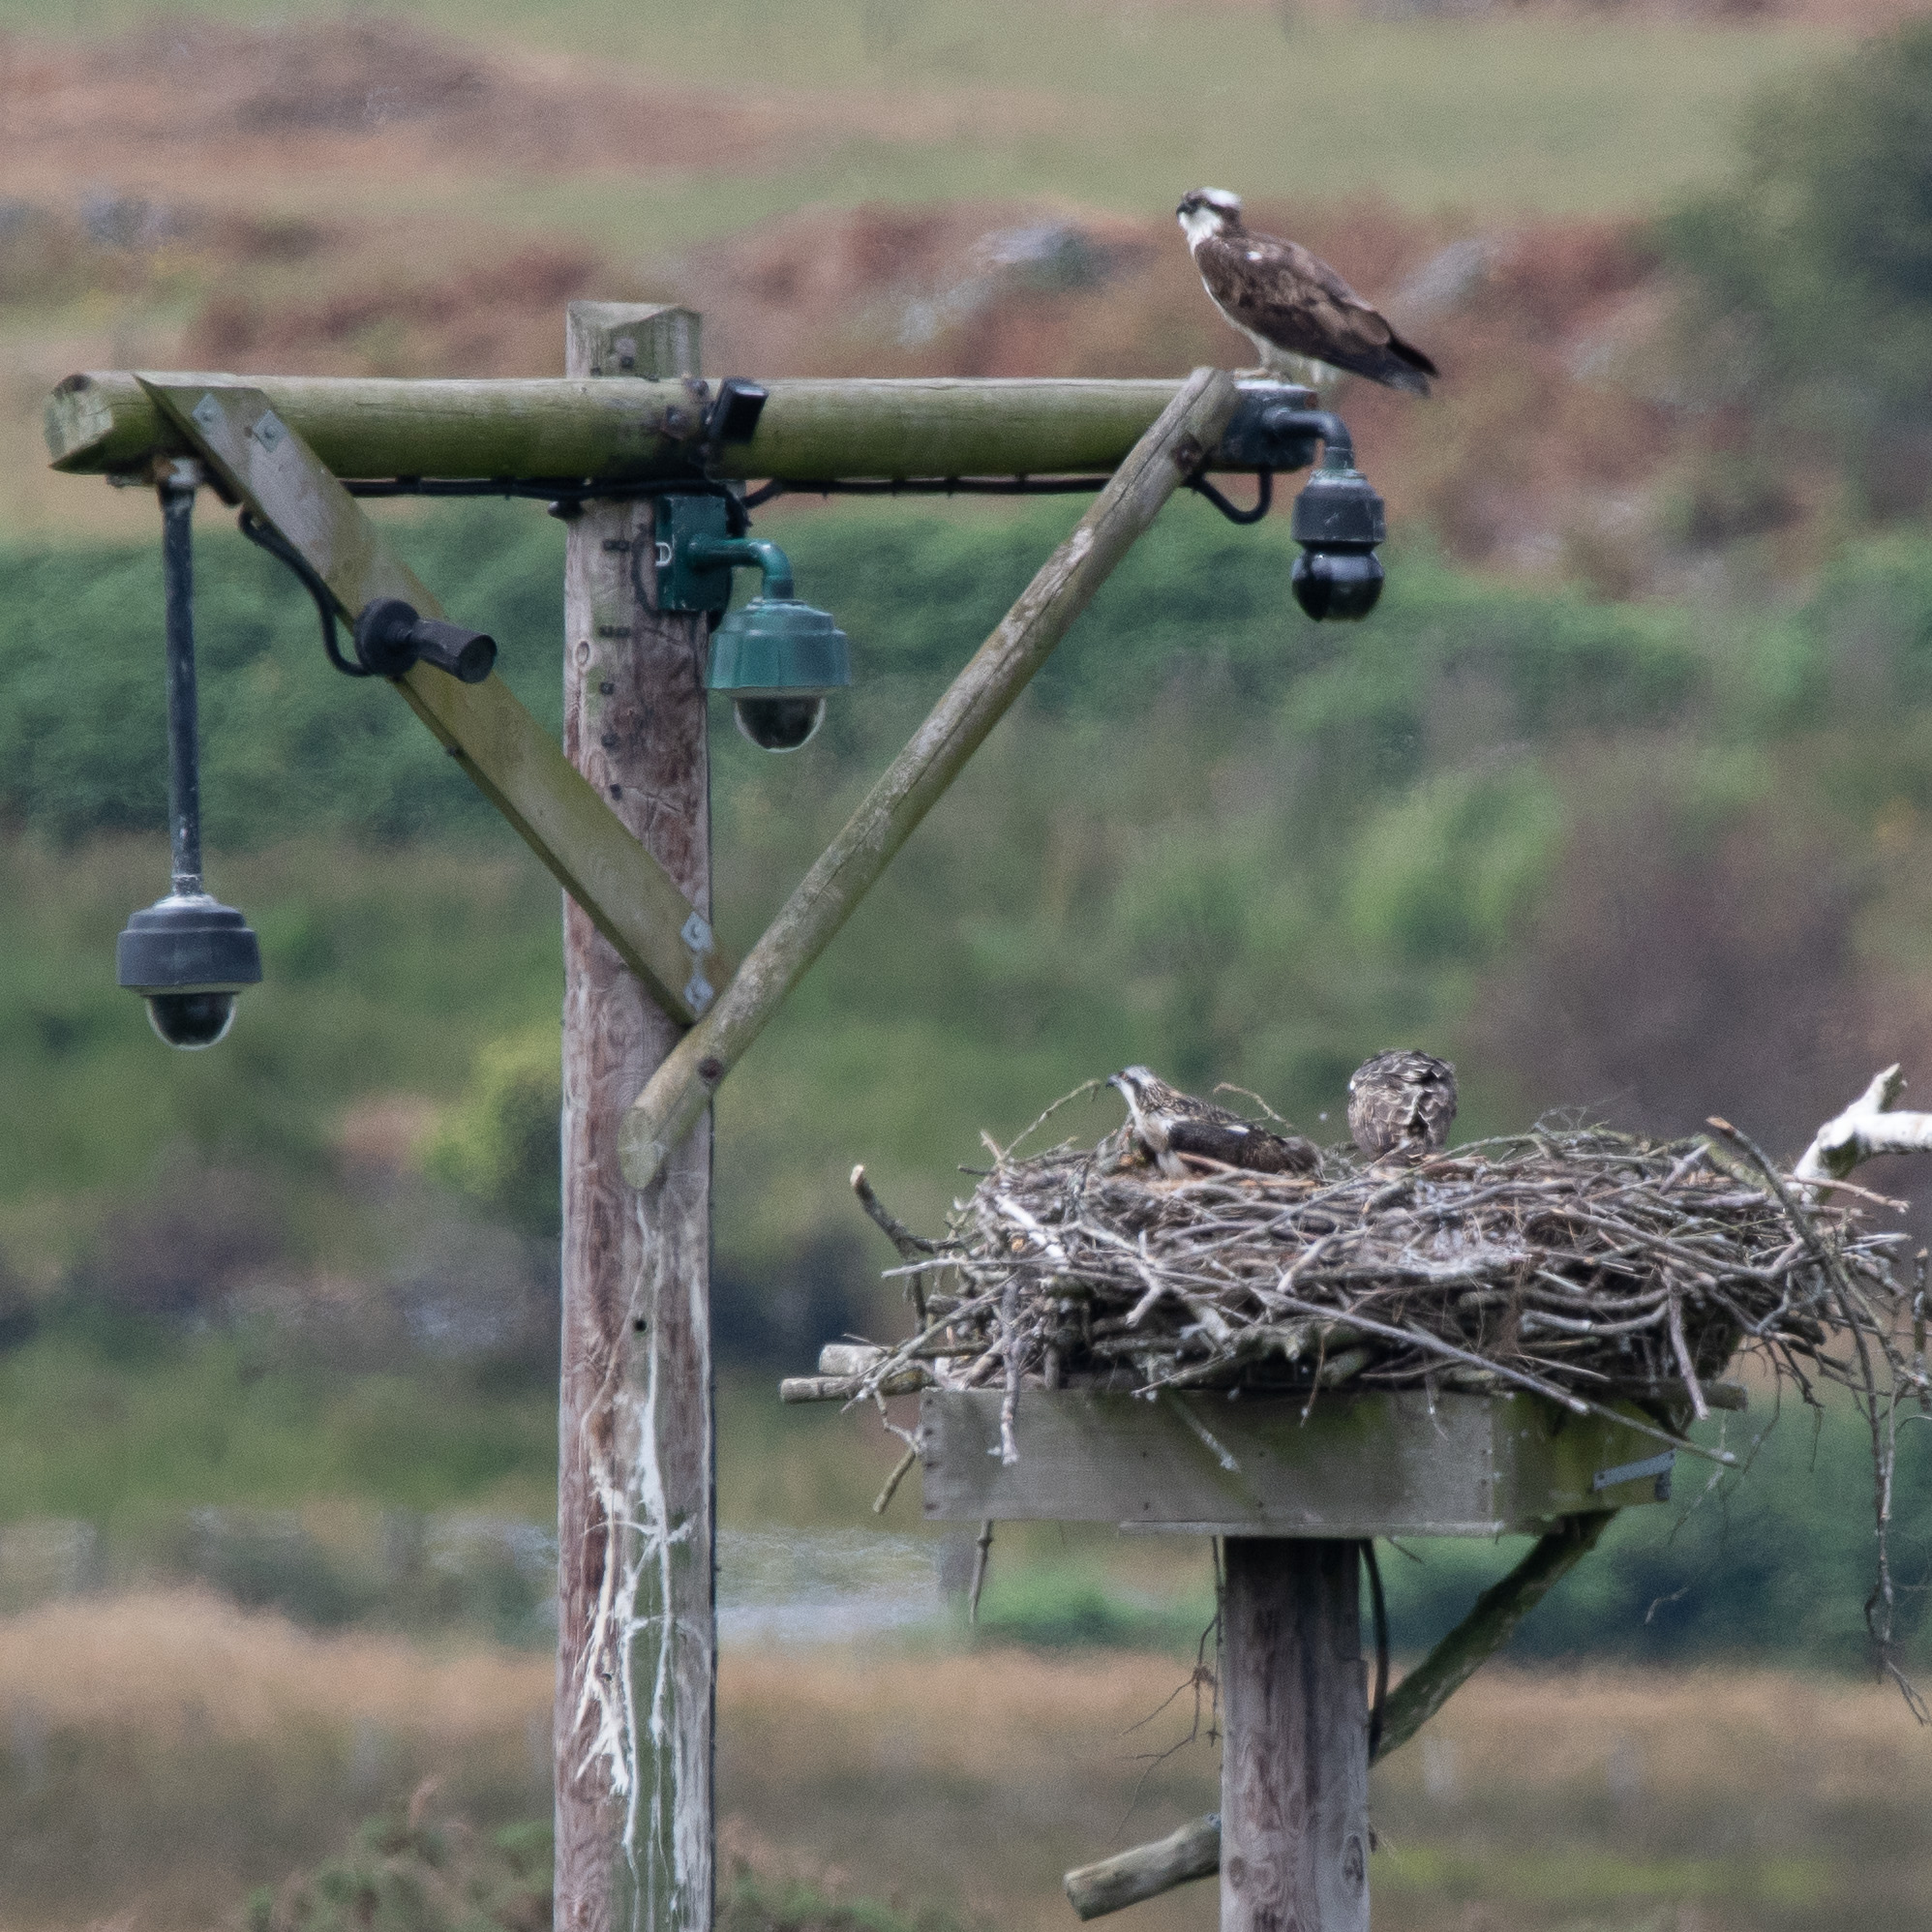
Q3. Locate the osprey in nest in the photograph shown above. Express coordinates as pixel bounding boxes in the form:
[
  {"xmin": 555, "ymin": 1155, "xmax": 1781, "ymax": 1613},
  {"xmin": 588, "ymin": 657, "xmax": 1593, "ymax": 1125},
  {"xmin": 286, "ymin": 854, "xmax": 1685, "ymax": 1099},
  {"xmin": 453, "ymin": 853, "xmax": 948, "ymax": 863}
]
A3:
[
  {"xmin": 1108, "ymin": 1066, "xmax": 1319, "ymax": 1178},
  {"xmin": 1176, "ymin": 187, "xmax": 1437, "ymax": 396},
  {"xmin": 1347, "ymin": 1048, "xmax": 1458, "ymax": 1162}
]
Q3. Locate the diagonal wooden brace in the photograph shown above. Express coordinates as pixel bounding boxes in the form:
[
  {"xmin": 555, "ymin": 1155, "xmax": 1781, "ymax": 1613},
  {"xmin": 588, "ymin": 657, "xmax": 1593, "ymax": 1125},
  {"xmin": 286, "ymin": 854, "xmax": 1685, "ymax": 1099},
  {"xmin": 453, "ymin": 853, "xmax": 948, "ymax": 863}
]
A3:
[
  {"xmin": 138, "ymin": 377, "xmax": 730, "ymax": 1024},
  {"xmin": 619, "ymin": 366, "xmax": 1242, "ymax": 1188}
]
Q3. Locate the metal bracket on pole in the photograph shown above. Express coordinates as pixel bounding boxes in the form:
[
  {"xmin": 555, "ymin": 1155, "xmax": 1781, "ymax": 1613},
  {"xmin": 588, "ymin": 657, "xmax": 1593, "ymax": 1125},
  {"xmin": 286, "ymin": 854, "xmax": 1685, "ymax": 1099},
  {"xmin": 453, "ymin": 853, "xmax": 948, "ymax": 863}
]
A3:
[{"xmin": 137, "ymin": 377, "xmax": 731, "ymax": 1024}]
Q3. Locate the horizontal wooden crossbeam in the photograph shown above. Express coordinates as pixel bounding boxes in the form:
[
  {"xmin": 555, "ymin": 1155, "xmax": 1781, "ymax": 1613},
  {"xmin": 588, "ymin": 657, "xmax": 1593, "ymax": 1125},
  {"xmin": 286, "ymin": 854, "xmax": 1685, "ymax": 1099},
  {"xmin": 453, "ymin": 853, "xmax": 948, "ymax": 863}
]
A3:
[
  {"xmin": 141, "ymin": 377, "xmax": 729, "ymax": 1023},
  {"xmin": 49, "ymin": 371, "xmax": 1311, "ymax": 483}
]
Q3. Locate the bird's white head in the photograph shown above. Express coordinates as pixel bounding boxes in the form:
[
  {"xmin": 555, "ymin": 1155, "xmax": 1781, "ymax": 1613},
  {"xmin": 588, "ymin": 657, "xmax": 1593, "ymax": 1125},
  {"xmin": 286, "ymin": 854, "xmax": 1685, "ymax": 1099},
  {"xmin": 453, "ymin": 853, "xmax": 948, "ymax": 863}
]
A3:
[
  {"xmin": 1176, "ymin": 187, "xmax": 1243, "ymax": 248},
  {"xmin": 1108, "ymin": 1065, "xmax": 1158, "ymax": 1102}
]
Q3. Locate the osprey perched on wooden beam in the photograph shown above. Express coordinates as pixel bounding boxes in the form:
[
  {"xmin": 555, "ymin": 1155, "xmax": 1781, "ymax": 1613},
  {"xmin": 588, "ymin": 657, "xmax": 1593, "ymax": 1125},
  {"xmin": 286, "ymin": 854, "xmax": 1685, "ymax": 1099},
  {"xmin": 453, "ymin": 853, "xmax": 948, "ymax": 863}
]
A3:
[{"xmin": 1177, "ymin": 187, "xmax": 1438, "ymax": 397}]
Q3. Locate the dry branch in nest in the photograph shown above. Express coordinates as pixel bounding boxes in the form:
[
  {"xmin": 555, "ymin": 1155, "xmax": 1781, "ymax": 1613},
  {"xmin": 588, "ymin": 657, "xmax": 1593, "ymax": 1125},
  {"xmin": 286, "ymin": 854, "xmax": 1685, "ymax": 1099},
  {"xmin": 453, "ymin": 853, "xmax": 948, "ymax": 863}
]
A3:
[{"xmin": 815, "ymin": 1082, "xmax": 1932, "ymax": 1711}]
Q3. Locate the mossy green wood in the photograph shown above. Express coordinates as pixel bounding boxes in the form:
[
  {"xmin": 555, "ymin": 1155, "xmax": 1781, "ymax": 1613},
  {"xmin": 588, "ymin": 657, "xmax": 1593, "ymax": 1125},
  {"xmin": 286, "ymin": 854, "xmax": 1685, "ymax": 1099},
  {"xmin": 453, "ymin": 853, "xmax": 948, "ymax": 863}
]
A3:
[
  {"xmin": 136, "ymin": 377, "xmax": 728, "ymax": 1023},
  {"xmin": 917, "ymin": 1389, "xmax": 1671, "ymax": 1536},
  {"xmin": 50, "ymin": 371, "xmax": 1273, "ymax": 482}
]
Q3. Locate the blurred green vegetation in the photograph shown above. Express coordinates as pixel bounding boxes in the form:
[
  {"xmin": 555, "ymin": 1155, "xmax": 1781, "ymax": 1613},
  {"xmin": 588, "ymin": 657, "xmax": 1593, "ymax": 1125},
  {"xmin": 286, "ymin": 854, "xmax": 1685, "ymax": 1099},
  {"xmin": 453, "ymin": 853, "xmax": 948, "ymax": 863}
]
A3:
[
  {"xmin": 423, "ymin": 1029, "xmax": 563, "ymax": 1244},
  {"xmin": 0, "ymin": 1314, "xmax": 555, "ymax": 1524},
  {"xmin": 8, "ymin": 460, "xmax": 1932, "ymax": 1669},
  {"xmin": 238, "ymin": 1792, "xmax": 972, "ymax": 1932},
  {"xmin": 7, "ymin": 498, "xmax": 1932, "ymax": 1291},
  {"xmin": 245, "ymin": 1803, "xmax": 552, "ymax": 1932},
  {"xmin": 1665, "ymin": 20, "xmax": 1932, "ymax": 521}
]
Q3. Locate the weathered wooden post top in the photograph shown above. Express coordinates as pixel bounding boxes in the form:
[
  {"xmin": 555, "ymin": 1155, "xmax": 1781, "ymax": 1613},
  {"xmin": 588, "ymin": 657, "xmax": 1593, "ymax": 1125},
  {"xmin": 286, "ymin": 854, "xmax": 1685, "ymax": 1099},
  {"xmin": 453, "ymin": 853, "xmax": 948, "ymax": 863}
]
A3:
[{"xmin": 46, "ymin": 310, "xmax": 1415, "ymax": 1932}]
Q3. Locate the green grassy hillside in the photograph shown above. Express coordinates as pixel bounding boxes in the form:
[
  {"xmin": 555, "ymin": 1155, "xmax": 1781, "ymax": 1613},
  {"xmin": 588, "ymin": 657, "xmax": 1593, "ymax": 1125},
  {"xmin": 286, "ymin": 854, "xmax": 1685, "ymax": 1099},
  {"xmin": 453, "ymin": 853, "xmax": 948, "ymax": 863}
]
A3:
[
  {"xmin": 10, "ymin": 495, "xmax": 1932, "ymax": 1285},
  {"xmin": 6, "ymin": 498, "xmax": 1932, "ymax": 1675}
]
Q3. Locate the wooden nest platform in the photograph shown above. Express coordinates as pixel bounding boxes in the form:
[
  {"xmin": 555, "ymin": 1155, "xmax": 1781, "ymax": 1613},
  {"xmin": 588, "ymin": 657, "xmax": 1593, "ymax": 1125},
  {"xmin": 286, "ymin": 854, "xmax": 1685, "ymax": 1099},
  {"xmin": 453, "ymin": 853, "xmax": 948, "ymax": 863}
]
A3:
[{"xmin": 807, "ymin": 1120, "xmax": 1917, "ymax": 1471}]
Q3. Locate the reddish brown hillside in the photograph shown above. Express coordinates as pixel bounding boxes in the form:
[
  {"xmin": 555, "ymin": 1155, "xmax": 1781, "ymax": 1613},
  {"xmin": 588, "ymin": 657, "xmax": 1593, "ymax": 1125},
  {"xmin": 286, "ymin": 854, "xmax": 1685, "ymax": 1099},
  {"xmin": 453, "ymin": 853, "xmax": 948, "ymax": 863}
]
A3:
[
  {"xmin": 165, "ymin": 191, "xmax": 1733, "ymax": 583},
  {"xmin": 1, "ymin": 15, "xmax": 1814, "ymax": 572}
]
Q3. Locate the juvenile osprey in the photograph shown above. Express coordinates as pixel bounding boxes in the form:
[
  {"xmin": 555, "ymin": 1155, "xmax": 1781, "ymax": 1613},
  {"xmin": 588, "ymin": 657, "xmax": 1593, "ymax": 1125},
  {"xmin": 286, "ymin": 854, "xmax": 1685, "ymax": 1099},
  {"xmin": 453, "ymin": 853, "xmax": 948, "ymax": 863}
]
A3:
[
  {"xmin": 1176, "ymin": 188, "xmax": 1437, "ymax": 397},
  {"xmin": 1108, "ymin": 1066, "xmax": 1319, "ymax": 1179},
  {"xmin": 1347, "ymin": 1050, "xmax": 1458, "ymax": 1162}
]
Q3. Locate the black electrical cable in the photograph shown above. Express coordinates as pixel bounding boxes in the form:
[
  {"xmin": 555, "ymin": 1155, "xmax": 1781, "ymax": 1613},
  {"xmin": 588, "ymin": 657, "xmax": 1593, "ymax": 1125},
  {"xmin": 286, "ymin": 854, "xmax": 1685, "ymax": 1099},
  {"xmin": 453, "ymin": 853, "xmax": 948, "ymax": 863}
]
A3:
[
  {"xmin": 336, "ymin": 469, "xmax": 1280, "ymax": 520},
  {"xmin": 343, "ymin": 475, "xmax": 751, "ymax": 533},
  {"xmin": 1187, "ymin": 469, "xmax": 1274, "ymax": 526},
  {"xmin": 236, "ymin": 509, "xmax": 373, "ymax": 679},
  {"xmin": 1364, "ymin": 1539, "xmax": 1389, "ymax": 1760},
  {"xmin": 745, "ymin": 471, "xmax": 1277, "ymax": 522}
]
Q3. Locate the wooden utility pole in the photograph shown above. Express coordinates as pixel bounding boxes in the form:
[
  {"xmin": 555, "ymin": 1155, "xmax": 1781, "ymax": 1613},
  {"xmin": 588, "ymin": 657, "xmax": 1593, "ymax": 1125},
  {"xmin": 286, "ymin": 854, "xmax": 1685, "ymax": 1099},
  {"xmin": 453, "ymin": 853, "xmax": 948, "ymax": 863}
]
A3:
[
  {"xmin": 557, "ymin": 302, "xmax": 714, "ymax": 1932},
  {"xmin": 1219, "ymin": 1540, "xmax": 1369, "ymax": 1932}
]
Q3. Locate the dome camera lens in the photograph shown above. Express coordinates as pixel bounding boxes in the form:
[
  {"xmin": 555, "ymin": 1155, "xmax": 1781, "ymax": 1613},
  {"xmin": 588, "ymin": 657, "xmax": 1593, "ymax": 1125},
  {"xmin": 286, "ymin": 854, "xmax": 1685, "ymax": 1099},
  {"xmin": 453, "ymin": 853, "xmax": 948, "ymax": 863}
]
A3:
[
  {"xmin": 1290, "ymin": 548, "xmax": 1384, "ymax": 622},
  {"xmin": 144, "ymin": 990, "xmax": 238, "ymax": 1050},
  {"xmin": 734, "ymin": 696, "xmax": 826, "ymax": 752}
]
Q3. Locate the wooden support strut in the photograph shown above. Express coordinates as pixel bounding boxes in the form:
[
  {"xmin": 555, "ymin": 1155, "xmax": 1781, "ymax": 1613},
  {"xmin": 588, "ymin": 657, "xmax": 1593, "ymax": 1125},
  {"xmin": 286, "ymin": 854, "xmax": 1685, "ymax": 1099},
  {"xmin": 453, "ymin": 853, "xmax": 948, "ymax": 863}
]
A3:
[
  {"xmin": 1061, "ymin": 1515, "xmax": 1612, "ymax": 1921},
  {"xmin": 135, "ymin": 376, "xmax": 728, "ymax": 1025},
  {"xmin": 617, "ymin": 366, "xmax": 1242, "ymax": 1190}
]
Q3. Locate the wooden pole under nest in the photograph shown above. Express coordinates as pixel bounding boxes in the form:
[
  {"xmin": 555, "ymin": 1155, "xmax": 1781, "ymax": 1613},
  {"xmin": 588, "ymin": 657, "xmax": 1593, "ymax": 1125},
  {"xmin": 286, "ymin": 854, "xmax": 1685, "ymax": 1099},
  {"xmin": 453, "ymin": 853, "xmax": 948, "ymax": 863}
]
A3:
[
  {"xmin": 1219, "ymin": 1539, "xmax": 1370, "ymax": 1932},
  {"xmin": 1065, "ymin": 1515, "xmax": 1612, "ymax": 1920}
]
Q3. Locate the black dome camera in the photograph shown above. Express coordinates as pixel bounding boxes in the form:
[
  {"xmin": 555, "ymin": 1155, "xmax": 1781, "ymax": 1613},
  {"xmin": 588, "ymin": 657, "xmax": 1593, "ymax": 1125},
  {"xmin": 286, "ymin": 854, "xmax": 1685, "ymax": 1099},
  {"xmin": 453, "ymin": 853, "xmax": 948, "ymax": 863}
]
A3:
[
  {"xmin": 733, "ymin": 695, "xmax": 826, "ymax": 752},
  {"xmin": 146, "ymin": 991, "xmax": 241, "ymax": 1050},
  {"xmin": 1289, "ymin": 456, "xmax": 1386, "ymax": 623},
  {"xmin": 117, "ymin": 892, "xmax": 262, "ymax": 1050},
  {"xmin": 119, "ymin": 462, "xmax": 263, "ymax": 1050}
]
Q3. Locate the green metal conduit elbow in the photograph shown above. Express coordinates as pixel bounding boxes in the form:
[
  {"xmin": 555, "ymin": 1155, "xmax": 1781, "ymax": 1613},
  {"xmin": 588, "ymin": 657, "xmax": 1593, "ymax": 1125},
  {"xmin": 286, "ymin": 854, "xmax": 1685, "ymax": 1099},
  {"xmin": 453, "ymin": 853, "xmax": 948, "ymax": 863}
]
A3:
[{"xmin": 682, "ymin": 534, "xmax": 795, "ymax": 602}]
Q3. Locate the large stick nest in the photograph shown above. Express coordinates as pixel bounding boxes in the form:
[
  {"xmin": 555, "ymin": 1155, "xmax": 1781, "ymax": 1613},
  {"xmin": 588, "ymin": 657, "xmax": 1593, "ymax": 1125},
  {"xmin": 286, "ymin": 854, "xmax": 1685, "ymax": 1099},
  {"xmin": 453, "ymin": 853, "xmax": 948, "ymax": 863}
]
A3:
[
  {"xmin": 831, "ymin": 1097, "xmax": 1932, "ymax": 1713},
  {"xmin": 848, "ymin": 1115, "xmax": 1920, "ymax": 1466}
]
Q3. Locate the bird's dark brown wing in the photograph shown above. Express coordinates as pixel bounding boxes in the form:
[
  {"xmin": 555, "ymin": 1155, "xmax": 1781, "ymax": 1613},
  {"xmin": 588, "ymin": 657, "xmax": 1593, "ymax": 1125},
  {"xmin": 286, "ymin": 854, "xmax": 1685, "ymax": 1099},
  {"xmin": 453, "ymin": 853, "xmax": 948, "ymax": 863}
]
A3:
[
  {"xmin": 1197, "ymin": 231, "xmax": 1435, "ymax": 396},
  {"xmin": 1164, "ymin": 1089, "xmax": 1248, "ymax": 1129},
  {"xmin": 1234, "ymin": 1129, "xmax": 1321, "ymax": 1176},
  {"xmin": 1166, "ymin": 1119, "xmax": 1320, "ymax": 1176}
]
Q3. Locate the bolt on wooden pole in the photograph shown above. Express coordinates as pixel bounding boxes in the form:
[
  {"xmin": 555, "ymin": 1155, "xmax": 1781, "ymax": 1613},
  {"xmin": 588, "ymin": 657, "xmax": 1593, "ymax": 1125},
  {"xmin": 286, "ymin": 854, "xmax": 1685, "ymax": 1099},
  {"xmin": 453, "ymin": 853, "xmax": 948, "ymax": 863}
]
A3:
[
  {"xmin": 556, "ymin": 302, "xmax": 714, "ymax": 1932},
  {"xmin": 1219, "ymin": 1539, "xmax": 1370, "ymax": 1932}
]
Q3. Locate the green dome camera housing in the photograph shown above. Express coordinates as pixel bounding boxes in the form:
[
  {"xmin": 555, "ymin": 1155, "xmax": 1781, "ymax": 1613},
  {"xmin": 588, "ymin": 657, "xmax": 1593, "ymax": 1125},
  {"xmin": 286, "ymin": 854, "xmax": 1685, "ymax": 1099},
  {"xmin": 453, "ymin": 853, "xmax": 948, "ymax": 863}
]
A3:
[{"xmin": 707, "ymin": 592, "xmax": 852, "ymax": 751}]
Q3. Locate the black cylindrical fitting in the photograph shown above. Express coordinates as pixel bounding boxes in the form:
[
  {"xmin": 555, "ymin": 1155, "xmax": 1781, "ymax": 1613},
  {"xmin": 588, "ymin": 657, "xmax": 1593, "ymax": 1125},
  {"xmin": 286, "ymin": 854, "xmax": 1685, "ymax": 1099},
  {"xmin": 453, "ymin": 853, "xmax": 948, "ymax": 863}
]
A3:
[
  {"xmin": 1289, "ymin": 462, "xmax": 1386, "ymax": 550},
  {"xmin": 1263, "ymin": 407, "xmax": 1355, "ymax": 468},
  {"xmin": 353, "ymin": 596, "xmax": 498, "ymax": 683}
]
